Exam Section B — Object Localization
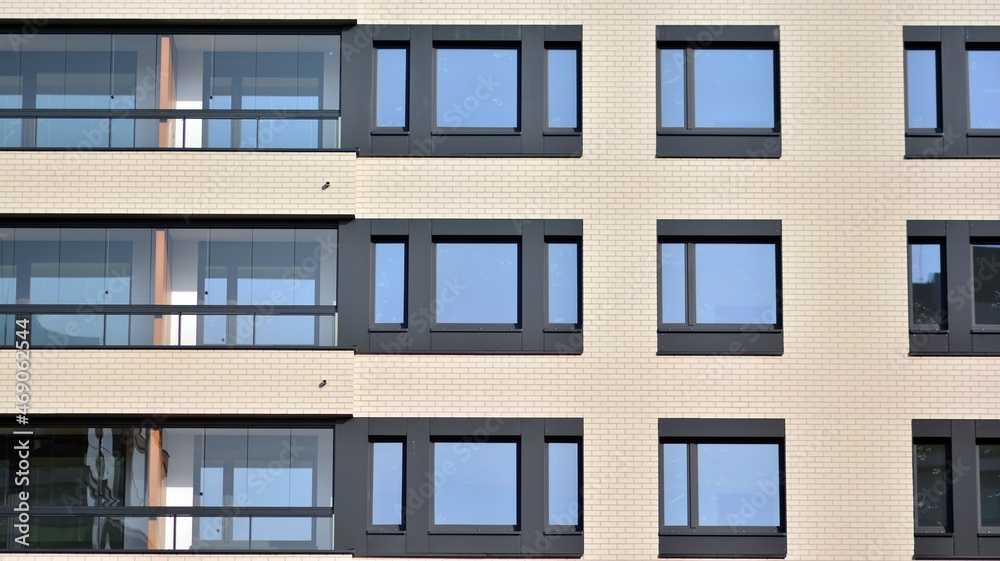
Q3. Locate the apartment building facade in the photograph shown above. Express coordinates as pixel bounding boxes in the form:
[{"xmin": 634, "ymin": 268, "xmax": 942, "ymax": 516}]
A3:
[{"xmin": 0, "ymin": 1, "xmax": 997, "ymax": 560}]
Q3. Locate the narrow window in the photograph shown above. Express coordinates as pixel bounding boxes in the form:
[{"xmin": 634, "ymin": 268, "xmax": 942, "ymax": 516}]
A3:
[
  {"xmin": 373, "ymin": 242, "xmax": 406, "ymax": 325},
  {"xmin": 906, "ymin": 49, "xmax": 939, "ymax": 129},
  {"xmin": 547, "ymin": 242, "xmax": 579, "ymax": 325},
  {"xmin": 375, "ymin": 47, "xmax": 408, "ymax": 128},
  {"xmin": 910, "ymin": 242, "xmax": 945, "ymax": 327},
  {"xmin": 371, "ymin": 441, "xmax": 405, "ymax": 527},
  {"xmin": 547, "ymin": 441, "xmax": 580, "ymax": 528},
  {"xmin": 546, "ymin": 47, "xmax": 578, "ymax": 129}
]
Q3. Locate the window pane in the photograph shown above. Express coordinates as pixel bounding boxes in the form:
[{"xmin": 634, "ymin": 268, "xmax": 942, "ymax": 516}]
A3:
[
  {"xmin": 914, "ymin": 443, "xmax": 949, "ymax": 528},
  {"xmin": 660, "ymin": 243, "xmax": 686, "ymax": 324},
  {"xmin": 659, "ymin": 49, "xmax": 685, "ymax": 128},
  {"xmin": 911, "ymin": 243, "xmax": 944, "ymax": 325},
  {"xmin": 981, "ymin": 443, "xmax": 1000, "ymax": 526},
  {"xmin": 697, "ymin": 443, "xmax": 780, "ymax": 527},
  {"xmin": 547, "ymin": 442, "xmax": 579, "ymax": 526},
  {"xmin": 436, "ymin": 242, "xmax": 518, "ymax": 324},
  {"xmin": 969, "ymin": 50, "xmax": 1000, "ymax": 129},
  {"xmin": 436, "ymin": 48, "xmax": 518, "ymax": 128},
  {"xmin": 662, "ymin": 443, "xmax": 688, "ymax": 526},
  {"xmin": 973, "ymin": 245, "xmax": 1000, "ymax": 324},
  {"xmin": 695, "ymin": 243, "xmax": 777, "ymax": 324},
  {"xmin": 694, "ymin": 49, "xmax": 774, "ymax": 128},
  {"xmin": 547, "ymin": 243, "xmax": 578, "ymax": 324},
  {"xmin": 906, "ymin": 49, "xmax": 938, "ymax": 129},
  {"xmin": 547, "ymin": 48, "xmax": 578, "ymax": 129},
  {"xmin": 376, "ymin": 48, "xmax": 408, "ymax": 128},
  {"xmin": 434, "ymin": 441, "xmax": 517, "ymax": 525},
  {"xmin": 372, "ymin": 442, "xmax": 404, "ymax": 525},
  {"xmin": 374, "ymin": 242, "xmax": 406, "ymax": 324}
]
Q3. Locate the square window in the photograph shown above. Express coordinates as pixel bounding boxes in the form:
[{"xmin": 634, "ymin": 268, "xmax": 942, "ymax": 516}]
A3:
[
  {"xmin": 435, "ymin": 47, "xmax": 519, "ymax": 129},
  {"xmin": 375, "ymin": 47, "xmax": 408, "ymax": 128},
  {"xmin": 656, "ymin": 26, "xmax": 780, "ymax": 158},
  {"xmin": 658, "ymin": 220, "xmax": 782, "ymax": 355},
  {"xmin": 659, "ymin": 419, "xmax": 786, "ymax": 558},
  {"xmin": 435, "ymin": 242, "xmax": 519, "ymax": 324},
  {"xmin": 433, "ymin": 441, "xmax": 518, "ymax": 526},
  {"xmin": 546, "ymin": 47, "xmax": 579, "ymax": 130}
]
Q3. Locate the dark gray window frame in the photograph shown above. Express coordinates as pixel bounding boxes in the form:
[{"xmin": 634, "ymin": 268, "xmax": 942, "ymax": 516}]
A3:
[
  {"xmin": 658, "ymin": 418, "xmax": 787, "ymax": 559},
  {"xmin": 904, "ymin": 26, "xmax": 1000, "ymax": 158},
  {"xmin": 657, "ymin": 219, "xmax": 783, "ymax": 356},
  {"xmin": 912, "ymin": 420, "xmax": 1000, "ymax": 559},
  {"xmin": 907, "ymin": 220, "xmax": 1000, "ymax": 355},
  {"xmin": 339, "ymin": 219, "xmax": 583, "ymax": 354},
  {"xmin": 341, "ymin": 25, "xmax": 582, "ymax": 157},
  {"xmin": 335, "ymin": 418, "xmax": 584, "ymax": 558},
  {"xmin": 655, "ymin": 25, "xmax": 781, "ymax": 158}
]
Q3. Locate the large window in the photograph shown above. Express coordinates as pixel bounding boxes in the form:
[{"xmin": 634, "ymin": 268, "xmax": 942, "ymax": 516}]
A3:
[
  {"xmin": 0, "ymin": 222, "xmax": 338, "ymax": 348},
  {"xmin": 339, "ymin": 219, "xmax": 583, "ymax": 354},
  {"xmin": 912, "ymin": 420, "xmax": 1000, "ymax": 559},
  {"xmin": 0, "ymin": 28, "xmax": 340, "ymax": 150},
  {"xmin": 659, "ymin": 419, "xmax": 786, "ymax": 558},
  {"xmin": 341, "ymin": 25, "xmax": 582, "ymax": 156},
  {"xmin": 338, "ymin": 418, "xmax": 583, "ymax": 557},
  {"xmin": 657, "ymin": 220, "xmax": 782, "ymax": 355},
  {"xmin": 904, "ymin": 26, "xmax": 1000, "ymax": 158},
  {"xmin": 656, "ymin": 25, "xmax": 780, "ymax": 158},
  {"xmin": 907, "ymin": 220, "xmax": 1000, "ymax": 355},
  {"xmin": 0, "ymin": 421, "xmax": 335, "ymax": 551}
]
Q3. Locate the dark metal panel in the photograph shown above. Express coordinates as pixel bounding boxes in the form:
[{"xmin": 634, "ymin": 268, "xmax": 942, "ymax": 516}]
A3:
[
  {"xmin": 427, "ymin": 534, "xmax": 522, "ymax": 555},
  {"xmin": 909, "ymin": 332, "xmax": 951, "ymax": 354},
  {"xmin": 408, "ymin": 26, "xmax": 434, "ymax": 156},
  {"xmin": 968, "ymin": 221, "xmax": 1000, "ymax": 238},
  {"xmin": 371, "ymin": 219, "xmax": 410, "ymax": 236},
  {"xmin": 408, "ymin": 220, "xmax": 434, "ymax": 351},
  {"xmin": 406, "ymin": 419, "xmax": 431, "ymax": 554},
  {"xmin": 904, "ymin": 26, "xmax": 943, "ymax": 42},
  {"xmin": 341, "ymin": 25, "xmax": 376, "ymax": 154},
  {"xmin": 432, "ymin": 25, "xmax": 522, "ymax": 41},
  {"xmin": 657, "ymin": 133, "xmax": 781, "ymax": 158},
  {"xmin": 544, "ymin": 25, "xmax": 582, "ymax": 42},
  {"xmin": 367, "ymin": 534, "xmax": 407, "ymax": 556},
  {"xmin": 912, "ymin": 419, "xmax": 952, "ymax": 439},
  {"xmin": 945, "ymin": 221, "xmax": 973, "ymax": 353},
  {"xmin": 369, "ymin": 418, "xmax": 409, "ymax": 435},
  {"xmin": 520, "ymin": 419, "xmax": 545, "ymax": 554},
  {"xmin": 940, "ymin": 27, "xmax": 970, "ymax": 157},
  {"xmin": 545, "ymin": 418, "xmax": 584, "ymax": 437},
  {"xmin": 544, "ymin": 219, "xmax": 584, "ymax": 237},
  {"xmin": 371, "ymin": 24, "xmax": 411, "ymax": 42},
  {"xmin": 980, "ymin": 537, "xmax": 1000, "ymax": 556},
  {"xmin": 370, "ymin": 330, "xmax": 412, "ymax": 354},
  {"xmin": 657, "ymin": 219, "xmax": 780, "ymax": 238},
  {"xmin": 658, "ymin": 331, "xmax": 783, "ymax": 355},
  {"xmin": 542, "ymin": 134, "xmax": 583, "ymax": 156},
  {"xmin": 521, "ymin": 27, "xmax": 545, "ymax": 155},
  {"xmin": 952, "ymin": 420, "xmax": 979, "ymax": 557},
  {"xmin": 429, "ymin": 418, "xmax": 522, "ymax": 437},
  {"xmin": 522, "ymin": 220, "xmax": 545, "ymax": 351},
  {"xmin": 659, "ymin": 418, "xmax": 785, "ymax": 439},
  {"xmin": 431, "ymin": 134, "xmax": 523, "ymax": 155},
  {"xmin": 543, "ymin": 331, "xmax": 584, "ymax": 354},
  {"xmin": 656, "ymin": 25, "xmax": 779, "ymax": 43},
  {"xmin": 337, "ymin": 219, "xmax": 372, "ymax": 352},
  {"xmin": 537, "ymin": 534, "xmax": 584, "ymax": 557},
  {"xmin": 966, "ymin": 26, "xmax": 1000, "ymax": 42},
  {"xmin": 976, "ymin": 420, "xmax": 1000, "ymax": 438},
  {"xmin": 908, "ymin": 220, "xmax": 947, "ymax": 237},
  {"xmin": 430, "ymin": 331, "xmax": 524, "ymax": 351},
  {"xmin": 967, "ymin": 137, "xmax": 1000, "ymax": 157},
  {"xmin": 913, "ymin": 535, "xmax": 955, "ymax": 558},
  {"xmin": 431, "ymin": 219, "xmax": 524, "ymax": 237},
  {"xmin": 658, "ymin": 534, "xmax": 786, "ymax": 558},
  {"xmin": 371, "ymin": 134, "xmax": 411, "ymax": 155},
  {"xmin": 334, "ymin": 418, "xmax": 369, "ymax": 555},
  {"xmin": 971, "ymin": 333, "xmax": 1000, "ymax": 353},
  {"xmin": 906, "ymin": 136, "xmax": 957, "ymax": 158}
]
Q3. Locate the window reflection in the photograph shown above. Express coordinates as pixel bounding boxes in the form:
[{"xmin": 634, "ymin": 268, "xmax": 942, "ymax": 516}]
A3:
[
  {"xmin": 435, "ymin": 242, "xmax": 518, "ymax": 324},
  {"xmin": 433, "ymin": 441, "xmax": 517, "ymax": 525},
  {"xmin": 435, "ymin": 48, "xmax": 518, "ymax": 128}
]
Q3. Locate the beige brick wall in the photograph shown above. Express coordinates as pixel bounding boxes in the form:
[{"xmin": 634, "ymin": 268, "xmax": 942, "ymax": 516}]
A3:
[{"xmin": 1, "ymin": 1, "xmax": 999, "ymax": 560}]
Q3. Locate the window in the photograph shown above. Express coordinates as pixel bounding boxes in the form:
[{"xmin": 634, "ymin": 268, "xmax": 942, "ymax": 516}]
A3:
[
  {"xmin": 656, "ymin": 25, "xmax": 780, "ymax": 158},
  {"xmin": 0, "ymin": 27, "xmax": 341, "ymax": 150},
  {"xmin": 340, "ymin": 418, "xmax": 584, "ymax": 557},
  {"xmin": 0, "ymin": 222, "xmax": 338, "ymax": 348},
  {"xmin": 903, "ymin": 26, "xmax": 1000, "ymax": 157},
  {"xmin": 907, "ymin": 220, "xmax": 1000, "ymax": 354},
  {"xmin": 339, "ymin": 219, "xmax": 583, "ymax": 354},
  {"xmin": 341, "ymin": 25, "xmax": 582, "ymax": 156},
  {"xmin": 912, "ymin": 420, "xmax": 1000, "ymax": 558},
  {"xmin": 0, "ymin": 420, "xmax": 335, "ymax": 552},
  {"xmin": 659, "ymin": 419, "xmax": 786, "ymax": 558},
  {"xmin": 657, "ymin": 220, "xmax": 782, "ymax": 355}
]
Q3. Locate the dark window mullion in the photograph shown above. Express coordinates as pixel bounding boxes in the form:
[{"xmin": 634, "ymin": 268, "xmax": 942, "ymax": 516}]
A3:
[
  {"xmin": 688, "ymin": 443, "xmax": 699, "ymax": 530},
  {"xmin": 686, "ymin": 242, "xmax": 696, "ymax": 327},
  {"xmin": 684, "ymin": 47, "xmax": 695, "ymax": 130}
]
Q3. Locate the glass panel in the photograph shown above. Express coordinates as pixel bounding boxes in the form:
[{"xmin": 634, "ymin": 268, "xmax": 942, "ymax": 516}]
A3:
[
  {"xmin": 434, "ymin": 441, "xmax": 517, "ymax": 525},
  {"xmin": 34, "ymin": 314, "xmax": 106, "ymax": 346},
  {"xmin": 36, "ymin": 118, "xmax": 112, "ymax": 148},
  {"xmin": 250, "ymin": 315, "xmax": 318, "ymax": 346},
  {"xmin": 0, "ymin": 227, "xmax": 14, "ymax": 304},
  {"xmin": 547, "ymin": 442, "xmax": 579, "ymax": 526},
  {"xmin": 0, "ymin": 119, "xmax": 21, "ymax": 148},
  {"xmin": 376, "ymin": 48, "xmax": 408, "ymax": 128},
  {"xmin": 436, "ymin": 242, "xmax": 518, "ymax": 324},
  {"xmin": 660, "ymin": 243, "xmax": 686, "ymax": 324},
  {"xmin": 659, "ymin": 49, "xmax": 685, "ymax": 128},
  {"xmin": 693, "ymin": 49, "xmax": 775, "ymax": 128},
  {"xmin": 295, "ymin": 228, "xmax": 336, "ymax": 306},
  {"xmin": 547, "ymin": 243, "xmax": 579, "ymax": 324},
  {"xmin": 974, "ymin": 245, "xmax": 1000, "ymax": 324},
  {"xmin": 694, "ymin": 243, "xmax": 777, "ymax": 325},
  {"xmin": 981, "ymin": 443, "xmax": 1000, "ymax": 526},
  {"xmin": 436, "ymin": 48, "xmax": 518, "ymax": 128},
  {"xmin": 547, "ymin": 48, "xmax": 578, "ymax": 129},
  {"xmin": 28, "ymin": 428, "xmax": 139, "ymax": 508},
  {"xmin": 969, "ymin": 50, "xmax": 1000, "ymax": 129},
  {"xmin": 697, "ymin": 443, "xmax": 780, "ymax": 527},
  {"xmin": 374, "ymin": 242, "xmax": 406, "ymax": 324},
  {"xmin": 200, "ymin": 429, "xmax": 248, "ymax": 507},
  {"xmin": 112, "ymin": 34, "xmax": 157, "ymax": 111},
  {"xmin": 0, "ymin": 37, "xmax": 21, "ymax": 147},
  {"xmin": 372, "ymin": 441, "xmax": 404, "ymax": 525},
  {"xmin": 906, "ymin": 49, "xmax": 938, "ymax": 129},
  {"xmin": 911, "ymin": 243, "xmax": 944, "ymax": 325},
  {"xmin": 257, "ymin": 118, "xmax": 320, "ymax": 149},
  {"xmin": 914, "ymin": 442, "xmax": 949, "ymax": 528},
  {"xmin": 662, "ymin": 443, "xmax": 688, "ymax": 526}
]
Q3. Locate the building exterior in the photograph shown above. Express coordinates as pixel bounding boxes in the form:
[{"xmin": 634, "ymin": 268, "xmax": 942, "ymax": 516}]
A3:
[{"xmin": 0, "ymin": 1, "xmax": 997, "ymax": 560}]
